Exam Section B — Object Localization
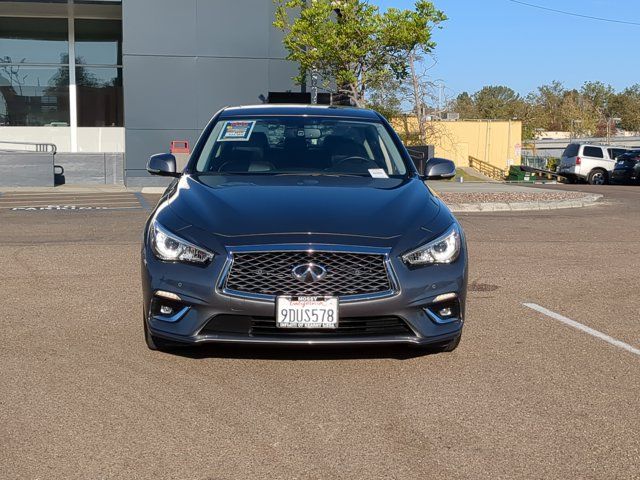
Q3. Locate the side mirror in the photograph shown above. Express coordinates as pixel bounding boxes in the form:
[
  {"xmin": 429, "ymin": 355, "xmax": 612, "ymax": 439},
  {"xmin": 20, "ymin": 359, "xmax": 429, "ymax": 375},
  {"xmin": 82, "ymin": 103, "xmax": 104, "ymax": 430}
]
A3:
[
  {"xmin": 147, "ymin": 153, "xmax": 179, "ymax": 177},
  {"xmin": 423, "ymin": 157, "xmax": 456, "ymax": 180}
]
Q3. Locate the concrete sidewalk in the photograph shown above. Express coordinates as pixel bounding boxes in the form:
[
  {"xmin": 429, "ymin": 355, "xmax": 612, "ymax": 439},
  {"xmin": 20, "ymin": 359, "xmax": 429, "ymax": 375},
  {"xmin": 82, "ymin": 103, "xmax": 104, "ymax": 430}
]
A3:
[
  {"xmin": 0, "ymin": 181, "xmax": 603, "ymax": 212},
  {"xmin": 431, "ymin": 181, "xmax": 602, "ymax": 212},
  {"xmin": 0, "ymin": 184, "xmax": 128, "ymax": 194}
]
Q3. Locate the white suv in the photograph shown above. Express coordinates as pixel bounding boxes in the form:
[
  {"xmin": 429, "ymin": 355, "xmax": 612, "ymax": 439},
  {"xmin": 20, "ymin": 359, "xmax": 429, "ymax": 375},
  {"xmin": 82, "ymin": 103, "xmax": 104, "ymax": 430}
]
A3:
[{"xmin": 558, "ymin": 143, "xmax": 628, "ymax": 185}]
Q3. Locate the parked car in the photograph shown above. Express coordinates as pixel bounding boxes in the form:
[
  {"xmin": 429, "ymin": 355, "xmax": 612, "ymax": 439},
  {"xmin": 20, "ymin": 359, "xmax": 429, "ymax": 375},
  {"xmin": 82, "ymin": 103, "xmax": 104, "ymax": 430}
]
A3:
[
  {"xmin": 611, "ymin": 150, "xmax": 640, "ymax": 185},
  {"xmin": 557, "ymin": 143, "xmax": 628, "ymax": 185},
  {"xmin": 141, "ymin": 105, "xmax": 468, "ymax": 354}
]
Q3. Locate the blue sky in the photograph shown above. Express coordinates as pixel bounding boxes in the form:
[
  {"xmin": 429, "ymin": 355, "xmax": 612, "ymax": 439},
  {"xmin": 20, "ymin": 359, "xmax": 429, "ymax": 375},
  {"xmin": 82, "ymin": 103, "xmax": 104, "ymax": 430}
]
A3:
[{"xmin": 373, "ymin": 0, "xmax": 640, "ymax": 98}]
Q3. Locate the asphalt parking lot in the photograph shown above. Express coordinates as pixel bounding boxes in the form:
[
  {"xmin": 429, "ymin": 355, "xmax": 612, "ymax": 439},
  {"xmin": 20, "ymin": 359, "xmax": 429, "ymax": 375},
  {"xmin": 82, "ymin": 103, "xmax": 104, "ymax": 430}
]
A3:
[{"xmin": 1, "ymin": 186, "xmax": 638, "ymax": 479}]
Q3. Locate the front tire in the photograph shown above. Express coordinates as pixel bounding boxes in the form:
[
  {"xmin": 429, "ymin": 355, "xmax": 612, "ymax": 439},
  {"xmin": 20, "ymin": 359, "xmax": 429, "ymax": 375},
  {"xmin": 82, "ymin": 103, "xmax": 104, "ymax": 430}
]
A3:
[{"xmin": 588, "ymin": 169, "xmax": 608, "ymax": 185}]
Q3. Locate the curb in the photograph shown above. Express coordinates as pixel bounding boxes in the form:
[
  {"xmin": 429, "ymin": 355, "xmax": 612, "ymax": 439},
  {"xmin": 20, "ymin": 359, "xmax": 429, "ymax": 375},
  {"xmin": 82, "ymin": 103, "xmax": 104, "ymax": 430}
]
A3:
[
  {"xmin": 447, "ymin": 194, "xmax": 603, "ymax": 213},
  {"xmin": 140, "ymin": 187, "xmax": 167, "ymax": 194}
]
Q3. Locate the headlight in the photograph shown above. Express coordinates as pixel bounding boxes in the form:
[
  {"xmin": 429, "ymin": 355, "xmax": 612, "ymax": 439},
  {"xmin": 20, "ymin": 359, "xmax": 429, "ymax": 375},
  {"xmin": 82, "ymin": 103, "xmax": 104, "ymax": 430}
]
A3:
[
  {"xmin": 150, "ymin": 220, "xmax": 214, "ymax": 264},
  {"xmin": 402, "ymin": 224, "xmax": 461, "ymax": 265}
]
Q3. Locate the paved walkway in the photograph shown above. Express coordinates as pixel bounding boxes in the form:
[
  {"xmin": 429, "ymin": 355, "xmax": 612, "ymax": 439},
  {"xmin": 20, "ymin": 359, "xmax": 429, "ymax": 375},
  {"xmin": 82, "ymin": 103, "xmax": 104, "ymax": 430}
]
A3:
[
  {"xmin": 432, "ymin": 181, "xmax": 553, "ymax": 194},
  {"xmin": 0, "ymin": 181, "xmax": 602, "ymax": 212},
  {"xmin": 430, "ymin": 181, "xmax": 602, "ymax": 212}
]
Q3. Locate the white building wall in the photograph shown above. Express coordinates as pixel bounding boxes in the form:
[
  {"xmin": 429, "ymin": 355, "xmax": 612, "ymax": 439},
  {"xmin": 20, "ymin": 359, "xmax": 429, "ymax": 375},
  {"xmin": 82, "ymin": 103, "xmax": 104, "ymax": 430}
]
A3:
[{"xmin": 0, "ymin": 127, "xmax": 124, "ymax": 152}]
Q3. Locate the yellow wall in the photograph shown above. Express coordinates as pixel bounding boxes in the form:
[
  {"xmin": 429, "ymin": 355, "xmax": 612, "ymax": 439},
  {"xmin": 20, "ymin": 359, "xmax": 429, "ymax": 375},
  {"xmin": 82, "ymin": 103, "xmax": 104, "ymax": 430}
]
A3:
[{"xmin": 393, "ymin": 117, "xmax": 522, "ymax": 170}]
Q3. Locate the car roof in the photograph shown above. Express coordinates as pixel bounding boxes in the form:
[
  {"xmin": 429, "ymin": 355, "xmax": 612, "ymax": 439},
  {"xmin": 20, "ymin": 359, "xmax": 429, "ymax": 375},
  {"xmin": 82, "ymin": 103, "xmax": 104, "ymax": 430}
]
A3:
[
  {"xmin": 568, "ymin": 142, "xmax": 627, "ymax": 149},
  {"xmin": 219, "ymin": 104, "xmax": 381, "ymax": 120}
]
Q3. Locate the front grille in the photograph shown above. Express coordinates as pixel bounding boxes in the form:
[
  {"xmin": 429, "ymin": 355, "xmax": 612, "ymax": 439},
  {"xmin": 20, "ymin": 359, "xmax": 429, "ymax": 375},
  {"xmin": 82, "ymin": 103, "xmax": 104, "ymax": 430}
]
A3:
[
  {"xmin": 200, "ymin": 315, "xmax": 414, "ymax": 337},
  {"xmin": 224, "ymin": 251, "xmax": 393, "ymax": 298},
  {"xmin": 250, "ymin": 316, "xmax": 413, "ymax": 337}
]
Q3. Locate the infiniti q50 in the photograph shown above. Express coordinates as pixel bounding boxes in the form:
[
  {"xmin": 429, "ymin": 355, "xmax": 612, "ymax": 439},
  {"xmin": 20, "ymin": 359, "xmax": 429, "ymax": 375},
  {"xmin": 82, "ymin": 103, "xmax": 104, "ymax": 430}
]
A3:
[{"xmin": 141, "ymin": 105, "xmax": 467, "ymax": 353}]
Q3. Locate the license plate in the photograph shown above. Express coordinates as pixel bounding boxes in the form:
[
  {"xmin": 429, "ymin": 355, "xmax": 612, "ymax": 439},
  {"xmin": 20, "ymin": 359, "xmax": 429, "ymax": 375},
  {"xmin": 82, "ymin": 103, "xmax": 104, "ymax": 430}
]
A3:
[{"xmin": 276, "ymin": 296, "xmax": 339, "ymax": 329}]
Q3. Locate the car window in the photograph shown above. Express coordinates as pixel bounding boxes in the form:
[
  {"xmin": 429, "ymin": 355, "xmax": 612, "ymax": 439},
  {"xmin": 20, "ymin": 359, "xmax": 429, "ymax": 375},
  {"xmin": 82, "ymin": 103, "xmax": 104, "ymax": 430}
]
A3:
[
  {"xmin": 608, "ymin": 148, "xmax": 627, "ymax": 159},
  {"xmin": 195, "ymin": 116, "xmax": 408, "ymax": 177},
  {"xmin": 620, "ymin": 151, "xmax": 640, "ymax": 161},
  {"xmin": 583, "ymin": 146, "xmax": 604, "ymax": 158},
  {"xmin": 562, "ymin": 144, "xmax": 579, "ymax": 157}
]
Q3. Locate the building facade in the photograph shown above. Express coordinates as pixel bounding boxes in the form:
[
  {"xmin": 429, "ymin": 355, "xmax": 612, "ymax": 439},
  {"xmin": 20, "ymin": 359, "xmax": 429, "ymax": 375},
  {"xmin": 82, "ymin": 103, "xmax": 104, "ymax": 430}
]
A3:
[
  {"xmin": 393, "ymin": 117, "xmax": 523, "ymax": 171},
  {"xmin": 0, "ymin": 0, "xmax": 299, "ymax": 185}
]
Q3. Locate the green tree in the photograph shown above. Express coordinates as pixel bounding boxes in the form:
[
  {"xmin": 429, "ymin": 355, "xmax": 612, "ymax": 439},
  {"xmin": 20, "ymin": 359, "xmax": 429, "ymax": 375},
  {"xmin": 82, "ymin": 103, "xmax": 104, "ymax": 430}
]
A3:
[
  {"xmin": 273, "ymin": 0, "xmax": 446, "ymax": 107},
  {"xmin": 453, "ymin": 91, "xmax": 476, "ymax": 118},
  {"xmin": 534, "ymin": 81, "xmax": 566, "ymax": 131},
  {"xmin": 472, "ymin": 85, "xmax": 521, "ymax": 119},
  {"xmin": 610, "ymin": 84, "xmax": 640, "ymax": 132},
  {"xmin": 581, "ymin": 81, "xmax": 615, "ymax": 117},
  {"xmin": 366, "ymin": 73, "xmax": 404, "ymax": 120}
]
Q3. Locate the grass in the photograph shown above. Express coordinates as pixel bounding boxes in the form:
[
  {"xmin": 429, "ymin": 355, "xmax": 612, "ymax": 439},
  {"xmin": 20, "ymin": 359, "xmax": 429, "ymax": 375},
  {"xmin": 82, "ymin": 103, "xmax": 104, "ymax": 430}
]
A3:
[{"xmin": 447, "ymin": 168, "xmax": 487, "ymax": 182}]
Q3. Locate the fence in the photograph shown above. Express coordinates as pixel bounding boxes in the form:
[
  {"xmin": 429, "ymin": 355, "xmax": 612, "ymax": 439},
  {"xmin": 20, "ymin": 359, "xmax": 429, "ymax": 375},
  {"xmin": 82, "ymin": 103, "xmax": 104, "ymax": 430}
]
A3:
[
  {"xmin": 521, "ymin": 155, "xmax": 557, "ymax": 171},
  {"xmin": 469, "ymin": 156, "xmax": 506, "ymax": 180},
  {"xmin": 0, "ymin": 140, "xmax": 57, "ymax": 154},
  {"xmin": 521, "ymin": 155, "xmax": 548, "ymax": 170}
]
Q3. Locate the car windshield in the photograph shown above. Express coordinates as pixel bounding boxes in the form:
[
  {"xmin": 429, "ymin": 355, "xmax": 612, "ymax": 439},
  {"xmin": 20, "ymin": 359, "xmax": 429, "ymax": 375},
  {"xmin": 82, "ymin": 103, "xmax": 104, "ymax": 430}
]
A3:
[{"xmin": 194, "ymin": 116, "xmax": 408, "ymax": 177}]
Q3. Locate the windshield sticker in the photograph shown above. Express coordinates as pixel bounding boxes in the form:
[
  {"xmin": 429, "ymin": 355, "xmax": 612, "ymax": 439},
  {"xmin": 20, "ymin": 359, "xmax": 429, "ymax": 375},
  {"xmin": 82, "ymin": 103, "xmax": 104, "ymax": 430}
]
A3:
[
  {"xmin": 368, "ymin": 168, "xmax": 389, "ymax": 179},
  {"xmin": 218, "ymin": 120, "xmax": 256, "ymax": 142}
]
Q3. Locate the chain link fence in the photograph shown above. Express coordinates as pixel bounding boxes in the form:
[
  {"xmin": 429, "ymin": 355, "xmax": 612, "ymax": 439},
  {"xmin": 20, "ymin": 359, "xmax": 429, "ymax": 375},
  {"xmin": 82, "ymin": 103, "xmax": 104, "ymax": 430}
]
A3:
[{"xmin": 521, "ymin": 155, "xmax": 558, "ymax": 171}]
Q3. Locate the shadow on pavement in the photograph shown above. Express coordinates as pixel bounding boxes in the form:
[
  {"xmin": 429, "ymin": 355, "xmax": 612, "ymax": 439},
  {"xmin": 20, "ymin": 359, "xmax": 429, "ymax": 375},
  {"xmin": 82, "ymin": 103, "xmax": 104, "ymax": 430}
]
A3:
[{"xmin": 164, "ymin": 343, "xmax": 441, "ymax": 361}]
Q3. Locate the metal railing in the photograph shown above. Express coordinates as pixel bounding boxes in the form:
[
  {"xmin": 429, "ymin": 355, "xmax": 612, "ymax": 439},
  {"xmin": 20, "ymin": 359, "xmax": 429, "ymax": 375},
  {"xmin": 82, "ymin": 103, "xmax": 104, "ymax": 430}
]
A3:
[
  {"xmin": 468, "ymin": 156, "xmax": 506, "ymax": 180},
  {"xmin": 0, "ymin": 140, "xmax": 57, "ymax": 154}
]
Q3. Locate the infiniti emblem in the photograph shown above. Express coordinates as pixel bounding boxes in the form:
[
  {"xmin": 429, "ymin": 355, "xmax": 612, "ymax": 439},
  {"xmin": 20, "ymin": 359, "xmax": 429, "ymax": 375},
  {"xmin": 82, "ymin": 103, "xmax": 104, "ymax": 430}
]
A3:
[{"xmin": 291, "ymin": 263, "xmax": 327, "ymax": 283}]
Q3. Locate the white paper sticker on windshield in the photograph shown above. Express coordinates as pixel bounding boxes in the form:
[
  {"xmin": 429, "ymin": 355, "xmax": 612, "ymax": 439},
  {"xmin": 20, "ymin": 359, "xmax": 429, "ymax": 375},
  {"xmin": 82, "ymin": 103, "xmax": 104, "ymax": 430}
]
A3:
[
  {"xmin": 369, "ymin": 168, "xmax": 389, "ymax": 179},
  {"xmin": 218, "ymin": 120, "xmax": 256, "ymax": 142}
]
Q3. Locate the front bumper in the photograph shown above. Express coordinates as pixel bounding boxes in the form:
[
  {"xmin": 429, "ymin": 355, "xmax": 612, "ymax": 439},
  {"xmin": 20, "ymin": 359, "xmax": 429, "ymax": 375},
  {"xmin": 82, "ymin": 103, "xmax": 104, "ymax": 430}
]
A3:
[
  {"xmin": 141, "ymin": 243, "xmax": 467, "ymax": 347},
  {"xmin": 611, "ymin": 169, "xmax": 639, "ymax": 184}
]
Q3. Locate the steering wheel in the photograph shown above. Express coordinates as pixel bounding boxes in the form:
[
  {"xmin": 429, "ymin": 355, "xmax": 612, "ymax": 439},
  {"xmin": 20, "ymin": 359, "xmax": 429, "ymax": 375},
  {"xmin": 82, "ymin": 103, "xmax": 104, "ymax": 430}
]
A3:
[{"xmin": 333, "ymin": 156, "xmax": 374, "ymax": 168}]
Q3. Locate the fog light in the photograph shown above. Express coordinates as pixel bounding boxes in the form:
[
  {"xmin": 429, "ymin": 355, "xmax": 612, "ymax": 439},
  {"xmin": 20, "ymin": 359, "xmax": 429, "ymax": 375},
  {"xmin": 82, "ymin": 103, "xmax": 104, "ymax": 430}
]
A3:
[
  {"xmin": 425, "ymin": 297, "xmax": 461, "ymax": 324},
  {"xmin": 150, "ymin": 295, "xmax": 190, "ymax": 322}
]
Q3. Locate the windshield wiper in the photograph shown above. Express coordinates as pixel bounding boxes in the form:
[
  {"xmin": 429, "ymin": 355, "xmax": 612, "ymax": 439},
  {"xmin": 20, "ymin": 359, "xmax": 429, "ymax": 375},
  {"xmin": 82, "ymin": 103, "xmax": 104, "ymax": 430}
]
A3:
[
  {"xmin": 194, "ymin": 171, "xmax": 372, "ymax": 178},
  {"xmin": 194, "ymin": 171, "xmax": 277, "ymax": 176},
  {"xmin": 273, "ymin": 172, "xmax": 370, "ymax": 178}
]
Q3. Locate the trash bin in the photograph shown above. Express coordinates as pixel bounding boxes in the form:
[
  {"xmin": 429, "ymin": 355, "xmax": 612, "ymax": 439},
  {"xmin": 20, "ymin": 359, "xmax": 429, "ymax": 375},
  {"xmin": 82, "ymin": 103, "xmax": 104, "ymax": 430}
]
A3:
[
  {"xmin": 170, "ymin": 140, "xmax": 191, "ymax": 171},
  {"xmin": 507, "ymin": 165, "xmax": 536, "ymax": 182}
]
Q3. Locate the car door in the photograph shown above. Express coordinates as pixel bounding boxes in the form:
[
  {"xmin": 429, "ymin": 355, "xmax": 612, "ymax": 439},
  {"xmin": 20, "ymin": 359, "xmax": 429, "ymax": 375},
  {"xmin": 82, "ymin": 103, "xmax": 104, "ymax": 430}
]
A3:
[{"xmin": 582, "ymin": 146, "xmax": 613, "ymax": 172}]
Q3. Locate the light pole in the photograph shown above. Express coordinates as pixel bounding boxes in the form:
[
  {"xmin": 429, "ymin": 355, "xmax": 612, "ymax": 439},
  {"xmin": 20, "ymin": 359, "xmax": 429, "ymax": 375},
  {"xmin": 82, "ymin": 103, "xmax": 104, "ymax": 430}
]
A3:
[
  {"xmin": 311, "ymin": 67, "xmax": 319, "ymax": 105},
  {"xmin": 570, "ymin": 119, "xmax": 582, "ymax": 141},
  {"xmin": 606, "ymin": 117, "xmax": 621, "ymax": 144}
]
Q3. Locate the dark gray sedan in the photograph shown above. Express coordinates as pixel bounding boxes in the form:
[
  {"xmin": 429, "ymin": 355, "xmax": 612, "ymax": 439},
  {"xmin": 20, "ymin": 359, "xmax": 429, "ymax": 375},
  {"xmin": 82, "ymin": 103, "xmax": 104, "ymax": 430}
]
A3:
[{"xmin": 141, "ymin": 105, "xmax": 468, "ymax": 353}]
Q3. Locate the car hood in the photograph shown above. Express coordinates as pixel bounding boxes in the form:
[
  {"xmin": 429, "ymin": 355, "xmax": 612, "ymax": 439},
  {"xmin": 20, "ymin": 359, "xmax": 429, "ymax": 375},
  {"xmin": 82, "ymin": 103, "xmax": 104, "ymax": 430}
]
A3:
[{"xmin": 164, "ymin": 174, "xmax": 448, "ymax": 246}]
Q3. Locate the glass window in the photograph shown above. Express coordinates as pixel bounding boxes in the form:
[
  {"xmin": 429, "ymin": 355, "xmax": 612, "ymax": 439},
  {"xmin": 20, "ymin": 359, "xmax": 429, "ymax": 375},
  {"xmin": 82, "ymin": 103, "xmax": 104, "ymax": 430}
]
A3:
[
  {"xmin": 76, "ymin": 66, "xmax": 122, "ymax": 126},
  {"xmin": 74, "ymin": 19, "xmax": 121, "ymax": 66},
  {"xmin": 0, "ymin": 18, "xmax": 68, "ymax": 65},
  {"xmin": 0, "ymin": 66, "xmax": 69, "ymax": 126},
  {"xmin": 195, "ymin": 117, "xmax": 408, "ymax": 177},
  {"xmin": 583, "ymin": 146, "xmax": 604, "ymax": 158},
  {"xmin": 608, "ymin": 148, "xmax": 627, "ymax": 159},
  {"xmin": 562, "ymin": 144, "xmax": 579, "ymax": 157}
]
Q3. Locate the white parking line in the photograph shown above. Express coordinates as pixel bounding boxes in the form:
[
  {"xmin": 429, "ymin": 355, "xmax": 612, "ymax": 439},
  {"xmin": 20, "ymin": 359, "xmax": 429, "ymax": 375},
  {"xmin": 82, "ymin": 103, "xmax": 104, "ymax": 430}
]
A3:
[{"xmin": 523, "ymin": 303, "xmax": 640, "ymax": 357}]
